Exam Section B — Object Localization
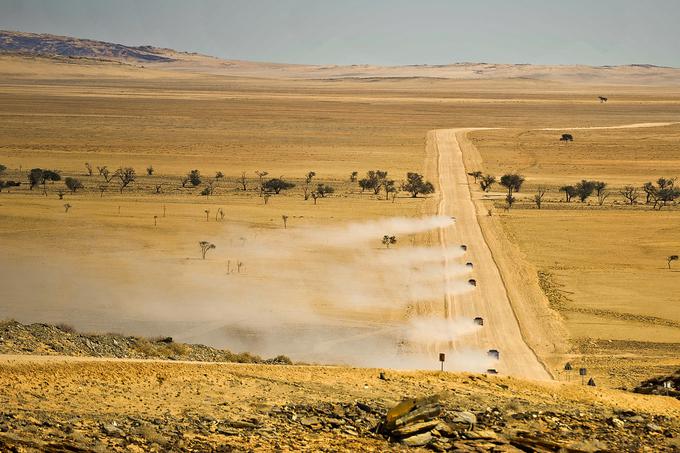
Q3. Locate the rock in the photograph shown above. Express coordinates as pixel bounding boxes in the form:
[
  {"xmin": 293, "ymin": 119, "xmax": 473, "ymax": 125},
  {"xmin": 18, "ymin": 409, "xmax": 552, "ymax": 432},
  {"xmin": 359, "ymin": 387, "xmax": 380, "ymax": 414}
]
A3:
[
  {"xmin": 646, "ymin": 423, "xmax": 662, "ymax": 432},
  {"xmin": 102, "ymin": 423, "xmax": 124, "ymax": 437},
  {"xmin": 325, "ymin": 417, "xmax": 344, "ymax": 427},
  {"xmin": 465, "ymin": 429, "xmax": 499, "ymax": 440},
  {"xmin": 447, "ymin": 411, "xmax": 477, "ymax": 430},
  {"xmin": 608, "ymin": 417, "xmax": 625, "ymax": 429},
  {"xmin": 391, "ymin": 420, "xmax": 440, "ymax": 438},
  {"xmin": 401, "ymin": 431, "xmax": 432, "ymax": 447},
  {"xmin": 432, "ymin": 421, "xmax": 457, "ymax": 438},
  {"xmin": 300, "ymin": 416, "xmax": 322, "ymax": 428}
]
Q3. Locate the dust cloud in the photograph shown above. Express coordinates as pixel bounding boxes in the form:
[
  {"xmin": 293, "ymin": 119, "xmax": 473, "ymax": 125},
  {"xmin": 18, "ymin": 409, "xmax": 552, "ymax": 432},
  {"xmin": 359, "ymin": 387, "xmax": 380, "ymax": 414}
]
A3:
[{"xmin": 1, "ymin": 215, "xmax": 494, "ymax": 371}]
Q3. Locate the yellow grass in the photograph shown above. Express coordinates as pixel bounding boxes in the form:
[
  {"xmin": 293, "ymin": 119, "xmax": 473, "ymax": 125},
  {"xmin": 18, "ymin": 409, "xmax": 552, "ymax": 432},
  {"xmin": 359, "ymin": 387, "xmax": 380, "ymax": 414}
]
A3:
[{"xmin": 1, "ymin": 55, "xmax": 679, "ymax": 380}]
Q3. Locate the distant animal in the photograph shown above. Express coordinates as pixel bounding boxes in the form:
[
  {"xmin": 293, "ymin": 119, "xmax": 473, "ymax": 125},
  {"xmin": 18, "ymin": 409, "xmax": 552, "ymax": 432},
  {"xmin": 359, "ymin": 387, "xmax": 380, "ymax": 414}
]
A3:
[
  {"xmin": 560, "ymin": 133, "xmax": 574, "ymax": 142},
  {"xmin": 598, "ymin": 96, "xmax": 608, "ymax": 103}
]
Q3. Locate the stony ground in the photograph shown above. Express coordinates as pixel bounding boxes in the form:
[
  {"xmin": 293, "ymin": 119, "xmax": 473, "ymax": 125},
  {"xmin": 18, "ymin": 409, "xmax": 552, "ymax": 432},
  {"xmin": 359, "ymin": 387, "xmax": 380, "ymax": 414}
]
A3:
[
  {"xmin": 0, "ymin": 320, "xmax": 291, "ymax": 364},
  {"xmin": 0, "ymin": 353, "xmax": 678, "ymax": 452}
]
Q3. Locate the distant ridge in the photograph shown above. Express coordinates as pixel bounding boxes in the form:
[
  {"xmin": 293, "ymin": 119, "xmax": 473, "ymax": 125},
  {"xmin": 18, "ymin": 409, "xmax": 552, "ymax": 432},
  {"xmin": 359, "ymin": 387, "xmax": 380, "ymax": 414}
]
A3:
[
  {"xmin": 0, "ymin": 29, "xmax": 177, "ymax": 63},
  {"xmin": 2, "ymin": 29, "xmax": 680, "ymax": 85}
]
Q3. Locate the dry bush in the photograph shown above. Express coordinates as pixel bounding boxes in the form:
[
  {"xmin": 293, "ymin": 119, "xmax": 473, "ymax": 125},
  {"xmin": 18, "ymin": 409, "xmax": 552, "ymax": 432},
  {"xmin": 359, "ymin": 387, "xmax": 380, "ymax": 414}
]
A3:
[
  {"xmin": 167, "ymin": 342, "xmax": 188, "ymax": 356},
  {"xmin": 134, "ymin": 424, "xmax": 169, "ymax": 446},
  {"xmin": 133, "ymin": 338, "xmax": 157, "ymax": 357}
]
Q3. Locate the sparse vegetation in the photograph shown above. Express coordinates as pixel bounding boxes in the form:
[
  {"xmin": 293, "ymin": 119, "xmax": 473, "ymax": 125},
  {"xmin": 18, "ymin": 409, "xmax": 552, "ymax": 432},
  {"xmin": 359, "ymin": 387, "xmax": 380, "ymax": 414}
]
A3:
[
  {"xmin": 668, "ymin": 255, "xmax": 679, "ymax": 269},
  {"xmin": 199, "ymin": 241, "xmax": 216, "ymax": 259},
  {"xmin": 382, "ymin": 235, "xmax": 397, "ymax": 248},
  {"xmin": 479, "ymin": 174, "xmax": 496, "ymax": 192},
  {"xmin": 303, "ymin": 171, "xmax": 316, "ymax": 200},
  {"xmin": 263, "ymin": 178, "xmax": 295, "ymax": 194},
  {"xmin": 533, "ymin": 187, "xmax": 546, "ymax": 209},
  {"xmin": 358, "ymin": 170, "xmax": 387, "ymax": 195},
  {"xmin": 402, "ymin": 172, "xmax": 435, "ymax": 198},
  {"xmin": 239, "ymin": 171, "xmax": 248, "ymax": 191},
  {"xmin": 467, "ymin": 171, "xmax": 483, "ymax": 183},
  {"xmin": 188, "ymin": 169, "xmax": 202, "ymax": 187},
  {"xmin": 315, "ymin": 183, "xmax": 334, "ymax": 198},
  {"xmin": 500, "ymin": 173, "xmax": 524, "ymax": 209},
  {"xmin": 64, "ymin": 177, "xmax": 83, "ymax": 193},
  {"xmin": 115, "ymin": 167, "xmax": 136, "ymax": 193},
  {"xmin": 575, "ymin": 180, "xmax": 595, "ymax": 202},
  {"xmin": 560, "ymin": 185, "xmax": 577, "ymax": 202}
]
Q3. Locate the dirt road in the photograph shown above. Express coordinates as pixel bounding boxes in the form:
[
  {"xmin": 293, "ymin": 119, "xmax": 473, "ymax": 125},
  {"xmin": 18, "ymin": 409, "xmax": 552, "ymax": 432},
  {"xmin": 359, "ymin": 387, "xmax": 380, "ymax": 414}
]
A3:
[
  {"xmin": 428, "ymin": 122, "xmax": 678, "ymax": 381},
  {"xmin": 430, "ymin": 129, "xmax": 551, "ymax": 380}
]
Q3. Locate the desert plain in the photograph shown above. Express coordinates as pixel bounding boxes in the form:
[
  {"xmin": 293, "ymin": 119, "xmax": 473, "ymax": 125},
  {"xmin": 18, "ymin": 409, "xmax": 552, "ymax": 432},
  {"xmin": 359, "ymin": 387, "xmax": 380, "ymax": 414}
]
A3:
[{"xmin": 0, "ymin": 33, "xmax": 679, "ymax": 451}]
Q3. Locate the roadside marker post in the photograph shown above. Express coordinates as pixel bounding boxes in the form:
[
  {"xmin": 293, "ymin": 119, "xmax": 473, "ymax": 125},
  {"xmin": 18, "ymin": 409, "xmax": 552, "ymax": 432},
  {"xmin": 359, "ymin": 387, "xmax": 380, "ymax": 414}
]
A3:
[{"xmin": 439, "ymin": 353, "xmax": 445, "ymax": 372}]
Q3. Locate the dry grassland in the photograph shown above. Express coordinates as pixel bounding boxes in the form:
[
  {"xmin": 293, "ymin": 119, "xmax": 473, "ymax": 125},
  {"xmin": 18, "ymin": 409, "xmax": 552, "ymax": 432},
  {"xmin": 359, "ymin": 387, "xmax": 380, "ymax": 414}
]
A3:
[{"xmin": 1, "ymin": 55, "xmax": 679, "ymax": 382}]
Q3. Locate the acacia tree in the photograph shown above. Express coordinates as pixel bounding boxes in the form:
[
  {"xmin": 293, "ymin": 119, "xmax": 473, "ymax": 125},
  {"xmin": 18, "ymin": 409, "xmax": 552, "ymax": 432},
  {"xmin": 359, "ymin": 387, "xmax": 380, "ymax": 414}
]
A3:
[
  {"xmin": 187, "ymin": 169, "xmax": 202, "ymax": 187},
  {"xmin": 655, "ymin": 187, "xmax": 680, "ymax": 210},
  {"xmin": 402, "ymin": 172, "xmax": 435, "ymax": 198},
  {"xmin": 480, "ymin": 175, "xmax": 496, "ymax": 192},
  {"xmin": 620, "ymin": 186, "xmax": 639, "ymax": 205},
  {"xmin": 255, "ymin": 170, "xmax": 269, "ymax": 196},
  {"xmin": 239, "ymin": 171, "xmax": 248, "ymax": 191},
  {"xmin": 533, "ymin": 187, "xmax": 546, "ymax": 209},
  {"xmin": 382, "ymin": 178, "xmax": 396, "ymax": 200},
  {"xmin": 382, "ymin": 235, "xmax": 397, "ymax": 248},
  {"xmin": 303, "ymin": 171, "xmax": 316, "ymax": 200},
  {"xmin": 350, "ymin": 171, "xmax": 358, "ymax": 182},
  {"xmin": 115, "ymin": 167, "xmax": 136, "ymax": 193},
  {"xmin": 359, "ymin": 170, "xmax": 387, "ymax": 195},
  {"xmin": 40, "ymin": 169, "xmax": 61, "ymax": 195},
  {"xmin": 560, "ymin": 185, "xmax": 577, "ymax": 202},
  {"xmin": 64, "ymin": 177, "xmax": 83, "ymax": 193},
  {"xmin": 315, "ymin": 183, "xmax": 334, "ymax": 198},
  {"xmin": 642, "ymin": 182, "xmax": 656, "ymax": 204},
  {"xmin": 146, "ymin": 165, "xmax": 154, "ymax": 176},
  {"xmin": 98, "ymin": 166, "xmax": 114, "ymax": 183},
  {"xmin": 199, "ymin": 241, "xmax": 216, "ymax": 259},
  {"xmin": 467, "ymin": 171, "xmax": 483, "ymax": 183},
  {"xmin": 263, "ymin": 178, "xmax": 295, "ymax": 194},
  {"xmin": 593, "ymin": 181, "xmax": 607, "ymax": 198},
  {"xmin": 560, "ymin": 133, "xmax": 574, "ymax": 142},
  {"xmin": 597, "ymin": 190, "xmax": 609, "ymax": 206},
  {"xmin": 28, "ymin": 168, "xmax": 43, "ymax": 190},
  {"xmin": 500, "ymin": 173, "xmax": 524, "ymax": 195},
  {"xmin": 575, "ymin": 180, "xmax": 595, "ymax": 202},
  {"xmin": 85, "ymin": 162, "xmax": 93, "ymax": 176},
  {"xmin": 0, "ymin": 164, "xmax": 6, "ymax": 174},
  {"xmin": 668, "ymin": 255, "xmax": 679, "ymax": 269}
]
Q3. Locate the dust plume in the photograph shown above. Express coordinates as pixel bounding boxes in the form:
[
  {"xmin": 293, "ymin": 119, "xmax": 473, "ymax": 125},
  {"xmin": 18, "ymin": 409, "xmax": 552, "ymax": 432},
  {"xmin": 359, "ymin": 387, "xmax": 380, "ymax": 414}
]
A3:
[{"xmin": 1, "ymin": 215, "xmax": 491, "ymax": 371}]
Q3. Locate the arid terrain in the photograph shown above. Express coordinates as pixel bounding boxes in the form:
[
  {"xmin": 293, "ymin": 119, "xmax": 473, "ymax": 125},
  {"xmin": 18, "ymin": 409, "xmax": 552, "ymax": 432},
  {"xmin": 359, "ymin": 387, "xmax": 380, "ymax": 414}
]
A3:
[{"xmin": 1, "ymin": 30, "xmax": 679, "ymax": 450}]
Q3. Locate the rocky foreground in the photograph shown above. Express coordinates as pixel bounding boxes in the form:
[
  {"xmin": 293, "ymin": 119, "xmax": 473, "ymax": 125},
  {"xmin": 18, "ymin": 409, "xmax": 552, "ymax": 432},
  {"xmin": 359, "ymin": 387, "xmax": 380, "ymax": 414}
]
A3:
[
  {"xmin": 0, "ymin": 320, "xmax": 291, "ymax": 364},
  {"xmin": 0, "ymin": 351, "xmax": 679, "ymax": 452}
]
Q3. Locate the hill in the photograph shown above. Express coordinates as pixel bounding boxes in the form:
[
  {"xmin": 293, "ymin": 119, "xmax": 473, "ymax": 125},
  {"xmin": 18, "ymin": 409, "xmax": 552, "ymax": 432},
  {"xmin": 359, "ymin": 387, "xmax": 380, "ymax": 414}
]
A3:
[
  {"xmin": 0, "ymin": 29, "xmax": 177, "ymax": 63},
  {"xmin": 2, "ymin": 29, "xmax": 680, "ymax": 85}
]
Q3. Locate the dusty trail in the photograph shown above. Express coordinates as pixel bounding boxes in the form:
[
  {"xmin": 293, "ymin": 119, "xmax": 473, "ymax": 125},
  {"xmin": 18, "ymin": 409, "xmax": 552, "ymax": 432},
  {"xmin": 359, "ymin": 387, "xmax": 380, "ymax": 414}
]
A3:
[
  {"xmin": 431, "ymin": 129, "xmax": 550, "ymax": 380},
  {"xmin": 428, "ymin": 121, "xmax": 676, "ymax": 381}
]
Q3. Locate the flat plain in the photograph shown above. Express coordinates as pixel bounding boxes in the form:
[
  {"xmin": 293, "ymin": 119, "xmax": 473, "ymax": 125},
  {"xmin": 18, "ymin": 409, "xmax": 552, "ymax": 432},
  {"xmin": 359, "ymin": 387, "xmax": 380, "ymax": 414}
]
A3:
[{"xmin": 1, "ymin": 54, "xmax": 679, "ymax": 385}]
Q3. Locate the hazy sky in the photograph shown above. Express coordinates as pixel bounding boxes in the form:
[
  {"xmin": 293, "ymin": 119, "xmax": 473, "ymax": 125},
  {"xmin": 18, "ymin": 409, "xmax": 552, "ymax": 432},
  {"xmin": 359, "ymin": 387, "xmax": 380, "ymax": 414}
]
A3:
[{"xmin": 1, "ymin": 0, "xmax": 678, "ymax": 66}]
